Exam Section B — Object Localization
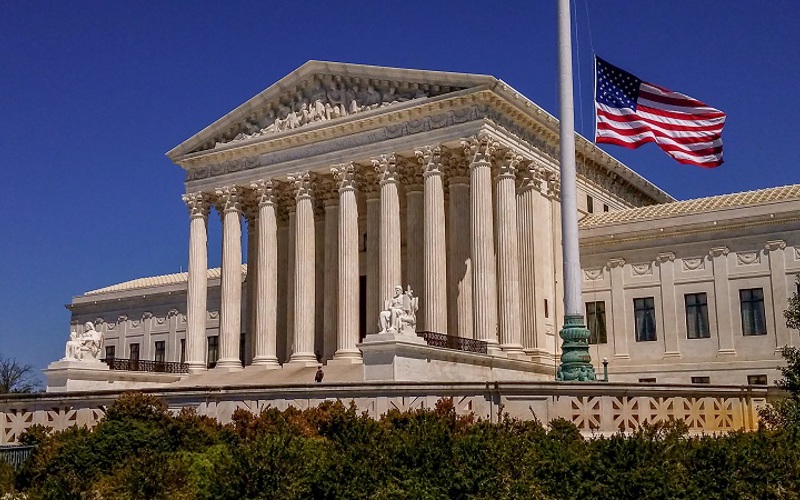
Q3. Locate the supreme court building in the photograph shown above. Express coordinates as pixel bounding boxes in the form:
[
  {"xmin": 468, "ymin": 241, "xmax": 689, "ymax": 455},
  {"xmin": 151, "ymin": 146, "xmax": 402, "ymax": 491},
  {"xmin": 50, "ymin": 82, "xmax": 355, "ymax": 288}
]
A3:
[{"xmin": 46, "ymin": 61, "xmax": 800, "ymax": 392}]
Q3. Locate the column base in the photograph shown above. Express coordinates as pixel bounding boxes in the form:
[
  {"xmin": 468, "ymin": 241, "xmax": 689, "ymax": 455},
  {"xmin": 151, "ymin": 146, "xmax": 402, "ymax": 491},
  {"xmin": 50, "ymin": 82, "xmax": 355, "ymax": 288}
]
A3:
[
  {"xmin": 500, "ymin": 343, "xmax": 526, "ymax": 359},
  {"xmin": 717, "ymin": 349, "xmax": 737, "ymax": 357},
  {"xmin": 288, "ymin": 352, "xmax": 319, "ymax": 367},
  {"xmin": 248, "ymin": 357, "xmax": 281, "ymax": 370},
  {"xmin": 663, "ymin": 351, "xmax": 682, "ymax": 359},
  {"xmin": 613, "ymin": 353, "xmax": 630, "ymax": 360},
  {"xmin": 214, "ymin": 359, "xmax": 244, "ymax": 371},
  {"xmin": 328, "ymin": 353, "xmax": 363, "ymax": 367},
  {"xmin": 186, "ymin": 362, "xmax": 208, "ymax": 374}
]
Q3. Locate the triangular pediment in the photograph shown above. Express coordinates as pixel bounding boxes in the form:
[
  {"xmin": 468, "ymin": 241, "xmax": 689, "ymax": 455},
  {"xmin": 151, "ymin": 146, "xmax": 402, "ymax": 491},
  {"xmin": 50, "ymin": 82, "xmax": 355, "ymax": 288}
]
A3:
[{"xmin": 167, "ymin": 61, "xmax": 498, "ymax": 160}]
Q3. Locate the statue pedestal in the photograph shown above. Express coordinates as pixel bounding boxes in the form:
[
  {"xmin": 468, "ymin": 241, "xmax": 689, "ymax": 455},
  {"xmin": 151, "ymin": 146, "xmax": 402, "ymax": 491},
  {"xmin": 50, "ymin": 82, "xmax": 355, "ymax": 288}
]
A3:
[
  {"xmin": 44, "ymin": 359, "xmax": 186, "ymax": 393},
  {"xmin": 358, "ymin": 333, "xmax": 552, "ymax": 382}
]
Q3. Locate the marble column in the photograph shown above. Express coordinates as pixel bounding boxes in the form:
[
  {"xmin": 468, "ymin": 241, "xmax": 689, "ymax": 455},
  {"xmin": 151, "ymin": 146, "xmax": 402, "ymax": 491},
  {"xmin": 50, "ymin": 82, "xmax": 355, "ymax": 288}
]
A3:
[
  {"xmin": 250, "ymin": 180, "xmax": 280, "ymax": 368},
  {"xmin": 447, "ymin": 157, "xmax": 472, "ymax": 339},
  {"xmin": 285, "ymin": 209, "xmax": 296, "ymax": 360},
  {"xmin": 766, "ymin": 240, "xmax": 790, "ymax": 349},
  {"xmin": 214, "ymin": 186, "xmax": 244, "ymax": 370},
  {"xmin": 374, "ymin": 154, "xmax": 402, "ymax": 309},
  {"xmin": 516, "ymin": 164, "xmax": 539, "ymax": 352},
  {"xmin": 709, "ymin": 246, "xmax": 736, "ymax": 356},
  {"xmin": 289, "ymin": 172, "xmax": 317, "ymax": 363},
  {"xmin": 417, "ymin": 146, "xmax": 447, "ymax": 334},
  {"xmin": 405, "ymin": 174, "xmax": 425, "ymax": 329},
  {"xmin": 657, "ymin": 252, "xmax": 680, "ymax": 358},
  {"xmin": 244, "ymin": 207, "xmax": 257, "ymax": 366},
  {"xmin": 495, "ymin": 151, "xmax": 523, "ymax": 355},
  {"xmin": 364, "ymin": 182, "xmax": 381, "ymax": 334},
  {"xmin": 182, "ymin": 191, "xmax": 210, "ymax": 372},
  {"xmin": 322, "ymin": 183, "xmax": 339, "ymax": 361},
  {"xmin": 463, "ymin": 135, "xmax": 499, "ymax": 349},
  {"xmin": 332, "ymin": 163, "xmax": 361, "ymax": 359}
]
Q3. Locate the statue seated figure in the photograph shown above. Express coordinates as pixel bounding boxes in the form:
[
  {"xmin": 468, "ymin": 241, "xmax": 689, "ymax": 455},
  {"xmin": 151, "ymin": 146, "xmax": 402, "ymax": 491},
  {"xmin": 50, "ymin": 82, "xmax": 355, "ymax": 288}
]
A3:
[
  {"xmin": 378, "ymin": 285, "xmax": 418, "ymax": 335},
  {"xmin": 62, "ymin": 321, "xmax": 104, "ymax": 362}
]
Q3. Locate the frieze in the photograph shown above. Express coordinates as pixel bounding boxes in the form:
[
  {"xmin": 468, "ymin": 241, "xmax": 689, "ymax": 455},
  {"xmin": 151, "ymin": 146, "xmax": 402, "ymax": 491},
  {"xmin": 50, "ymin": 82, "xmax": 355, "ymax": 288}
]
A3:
[
  {"xmin": 199, "ymin": 76, "xmax": 462, "ymax": 150},
  {"xmin": 682, "ymin": 257, "xmax": 706, "ymax": 271},
  {"xmin": 584, "ymin": 269, "xmax": 604, "ymax": 281},
  {"xmin": 736, "ymin": 251, "xmax": 761, "ymax": 266}
]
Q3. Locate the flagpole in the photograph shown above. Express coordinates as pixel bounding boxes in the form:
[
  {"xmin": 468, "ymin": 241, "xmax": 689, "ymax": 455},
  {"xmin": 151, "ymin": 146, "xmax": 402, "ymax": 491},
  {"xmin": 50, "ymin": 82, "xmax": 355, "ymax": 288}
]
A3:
[{"xmin": 556, "ymin": 0, "xmax": 595, "ymax": 381}]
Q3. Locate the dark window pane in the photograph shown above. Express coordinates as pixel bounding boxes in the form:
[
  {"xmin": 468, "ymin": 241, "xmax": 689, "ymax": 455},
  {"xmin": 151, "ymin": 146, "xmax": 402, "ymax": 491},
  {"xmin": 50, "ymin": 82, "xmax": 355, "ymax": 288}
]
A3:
[
  {"xmin": 585, "ymin": 301, "xmax": 607, "ymax": 344},
  {"xmin": 105, "ymin": 345, "xmax": 115, "ymax": 360},
  {"xmin": 747, "ymin": 374, "xmax": 767, "ymax": 385},
  {"xmin": 740, "ymin": 288, "xmax": 767, "ymax": 335},
  {"xmin": 685, "ymin": 293, "xmax": 710, "ymax": 339},
  {"xmin": 154, "ymin": 341, "xmax": 165, "ymax": 363},
  {"xmin": 129, "ymin": 343, "xmax": 140, "ymax": 361},
  {"xmin": 691, "ymin": 376, "xmax": 710, "ymax": 384},
  {"xmin": 207, "ymin": 336, "xmax": 219, "ymax": 368},
  {"xmin": 634, "ymin": 297, "xmax": 657, "ymax": 342}
]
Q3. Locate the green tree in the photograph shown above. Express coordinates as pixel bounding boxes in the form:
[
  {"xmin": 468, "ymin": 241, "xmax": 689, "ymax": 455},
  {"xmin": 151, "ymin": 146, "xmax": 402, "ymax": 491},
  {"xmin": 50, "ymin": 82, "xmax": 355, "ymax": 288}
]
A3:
[{"xmin": 786, "ymin": 275, "xmax": 800, "ymax": 333}]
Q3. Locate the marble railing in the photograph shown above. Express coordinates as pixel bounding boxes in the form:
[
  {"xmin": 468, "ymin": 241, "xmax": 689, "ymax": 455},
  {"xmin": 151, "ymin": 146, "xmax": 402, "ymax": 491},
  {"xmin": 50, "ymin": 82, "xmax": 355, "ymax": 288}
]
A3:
[{"xmin": 0, "ymin": 382, "xmax": 770, "ymax": 444}]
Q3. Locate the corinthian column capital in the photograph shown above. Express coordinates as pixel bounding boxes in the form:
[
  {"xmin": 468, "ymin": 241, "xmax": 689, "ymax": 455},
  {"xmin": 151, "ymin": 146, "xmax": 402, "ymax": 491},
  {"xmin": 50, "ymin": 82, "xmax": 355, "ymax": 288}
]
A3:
[
  {"xmin": 214, "ymin": 186, "xmax": 243, "ymax": 213},
  {"xmin": 251, "ymin": 179, "xmax": 277, "ymax": 207},
  {"xmin": 182, "ymin": 191, "xmax": 211, "ymax": 218},
  {"xmin": 332, "ymin": 162, "xmax": 357, "ymax": 191},
  {"xmin": 461, "ymin": 132, "xmax": 499, "ymax": 166},
  {"xmin": 497, "ymin": 150, "xmax": 522, "ymax": 180},
  {"xmin": 288, "ymin": 171, "xmax": 315, "ymax": 200},
  {"xmin": 416, "ymin": 145, "xmax": 445, "ymax": 178},
  {"xmin": 372, "ymin": 154, "xmax": 398, "ymax": 184}
]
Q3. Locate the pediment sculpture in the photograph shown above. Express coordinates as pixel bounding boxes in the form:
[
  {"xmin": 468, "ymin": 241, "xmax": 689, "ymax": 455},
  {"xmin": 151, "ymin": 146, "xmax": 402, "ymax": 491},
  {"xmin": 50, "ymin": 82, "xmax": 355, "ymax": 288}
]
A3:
[
  {"xmin": 378, "ymin": 285, "xmax": 418, "ymax": 335},
  {"xmin": 215, "ymin": 78, "xmax": 456, "ymax": 148},
  {"xmin": 63, "ymin": 321, "xmax": 104, "ymax": 362}
]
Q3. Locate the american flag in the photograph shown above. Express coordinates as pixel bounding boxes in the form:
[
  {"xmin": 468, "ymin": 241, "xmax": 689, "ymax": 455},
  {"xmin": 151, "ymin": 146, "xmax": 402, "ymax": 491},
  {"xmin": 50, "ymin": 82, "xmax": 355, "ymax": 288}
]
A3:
[{"xmin": 594, "ymin": 56, "xmax": 726, "ymax": 168}]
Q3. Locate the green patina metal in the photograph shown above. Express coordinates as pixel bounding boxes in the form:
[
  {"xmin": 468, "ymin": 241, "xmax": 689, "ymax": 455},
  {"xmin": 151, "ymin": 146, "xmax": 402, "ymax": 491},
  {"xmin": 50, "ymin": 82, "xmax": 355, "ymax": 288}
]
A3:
[{"xmin": 557, "ymin": 314, "xmax": 596, "ymax": 381}]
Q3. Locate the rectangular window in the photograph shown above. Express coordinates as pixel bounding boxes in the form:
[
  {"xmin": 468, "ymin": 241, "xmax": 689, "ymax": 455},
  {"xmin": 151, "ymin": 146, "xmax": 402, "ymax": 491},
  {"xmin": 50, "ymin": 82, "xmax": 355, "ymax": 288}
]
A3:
[
  {"xmin": 603, "ymin": 204, "xmax": 609, "ymax": 213},
  {"xmin": 180, "ymin": 339, "xmax": 186, "ymax": 364},
  {"xmin": 639, "ymin": 378, "xmax": 656, "ymax": 383},
  {"xmin": 154, "ymin": 341, "xmax": 166, "ymax": 363},
  {"xmin": 129, "ymin": 343, "xmax": 140, "ymax": 361},
  {"xmin": 239, "ymin": 333, "xmax": 246, "ymax": 366},
  {"xmin": 544, "ymin": 299, "xmax": 549, "ymax": 319},
  {"xmin": 633, "ymin": 297, "xmax": 657, "ymax": 342},
  {"xmin": 585, "ymin": 301, "xmax": 607, "ymax": 344},
  {"xmin": 685, "ymin": 293, "xmax": 710, "ymax": 339},
  {"xmin": 691, "ymin": 376, "xmax": 710, "ymax": 384},
  {"xmin": 740, "ymin": 288, "xmax": 767, "ymax": 335},
  {"xmin": 207, "ymin": 336, "xmax": 219, "ymax": 369},
  {"xmin": 587, "ymin": 195, "xmax": 594, "ymax": 213},
  {"xmin": 105, "ymin": 345, "xmax": 115, "ymax": 360},
  {"xmin": 747, "ymin": 374, "xmax": 768, "ymax": 385}
]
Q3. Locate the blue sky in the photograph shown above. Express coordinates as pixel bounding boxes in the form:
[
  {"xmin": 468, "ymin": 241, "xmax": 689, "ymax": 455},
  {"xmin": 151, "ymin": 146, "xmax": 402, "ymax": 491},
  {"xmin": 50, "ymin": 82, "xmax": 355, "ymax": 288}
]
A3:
[{"xmin": 2, "ymin": 1, "xmax": 799, "ymax": 375}]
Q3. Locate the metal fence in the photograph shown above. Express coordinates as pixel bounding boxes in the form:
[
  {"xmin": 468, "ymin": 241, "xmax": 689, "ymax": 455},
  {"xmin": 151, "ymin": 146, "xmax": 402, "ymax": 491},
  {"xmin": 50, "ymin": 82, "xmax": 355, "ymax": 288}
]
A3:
[
  {"xmin": 102, "ymin": 358, "xmax": 189, "ymax": 374},
  {"xmin": 0, "ymin": 445, "xmax": 35, "ymax": 469},
  {"xmin": 417, "ymin": 331, "xmax": 488, "ymax": 354}
]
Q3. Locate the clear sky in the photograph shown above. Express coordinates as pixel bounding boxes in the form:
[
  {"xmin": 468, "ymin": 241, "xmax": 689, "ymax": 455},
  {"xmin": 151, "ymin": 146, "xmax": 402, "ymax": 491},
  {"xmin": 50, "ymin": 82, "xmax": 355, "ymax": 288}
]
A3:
[{"xmin": 2, "ymin": 1, "xmax": 799, "ymax": 376}]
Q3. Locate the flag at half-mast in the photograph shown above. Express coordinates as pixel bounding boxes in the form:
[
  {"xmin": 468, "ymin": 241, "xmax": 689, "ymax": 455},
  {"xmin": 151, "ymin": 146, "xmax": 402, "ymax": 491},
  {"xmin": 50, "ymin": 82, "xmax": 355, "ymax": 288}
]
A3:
[{"xmin": 594, "ymin": 56, "xmax": 726, "ymax": 168}]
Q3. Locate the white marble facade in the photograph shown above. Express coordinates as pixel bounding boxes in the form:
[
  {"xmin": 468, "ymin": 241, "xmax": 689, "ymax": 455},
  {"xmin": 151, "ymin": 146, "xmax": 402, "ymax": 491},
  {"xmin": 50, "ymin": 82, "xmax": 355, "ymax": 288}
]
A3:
[{"xmin": 55, "ymin": 62, "xmax": 800, "ymax": 389}]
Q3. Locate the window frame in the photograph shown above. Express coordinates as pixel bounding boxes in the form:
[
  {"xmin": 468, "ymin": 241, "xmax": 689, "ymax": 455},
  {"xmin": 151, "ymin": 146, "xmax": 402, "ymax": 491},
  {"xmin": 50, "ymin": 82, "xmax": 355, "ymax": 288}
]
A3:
[
  {"xmin": 740, "ymin": 288, "xmax": 767, "ymax": 336},
  {"xmin": 585, "ymin": 301, "xmax": 607, "ymax": 344},
  {"xmin": 684, "ymin": 292, "xmax": 710, "ymax": 339},
  {"xmin": 633, "ymin": 297, "xmax": 657, "ymax": 342}
]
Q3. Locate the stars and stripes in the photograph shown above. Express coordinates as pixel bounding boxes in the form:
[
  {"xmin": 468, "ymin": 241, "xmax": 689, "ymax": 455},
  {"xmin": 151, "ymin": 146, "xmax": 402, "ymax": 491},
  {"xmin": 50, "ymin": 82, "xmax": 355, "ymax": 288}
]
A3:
[{"xmin": 595, "ymin": 56, "xmax": 726, "ymax": 168}]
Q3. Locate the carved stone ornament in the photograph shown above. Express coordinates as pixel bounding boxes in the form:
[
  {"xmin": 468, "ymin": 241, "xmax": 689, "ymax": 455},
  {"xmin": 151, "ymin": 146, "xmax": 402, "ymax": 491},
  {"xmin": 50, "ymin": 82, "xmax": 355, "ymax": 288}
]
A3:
[
  {"xmin": 709, "ymin": 246, "xmax": 730, "ymax": 258},
  {"xmin": 736, "ymin": 251, "xmax": 761, "ymax": 266},
  {"xmin": 682, "ymin": 257, "xmax": 706, "ymax": 271},
  {"xmin": 497, "ymin": 150, "xmax": 522, "ymax": 179},
  {"xmin": 631, "ymin": 262, "xmax": 653, "ymax": 276},
  {"xmin": 461, "ymin": 132, "xmax": 498, "ymax": 166},
  {"xmin": 765, "ymin": 240, "xmax": 786, "ymax": 252},
  {"xmin": 656, "ymin": 252, "xmax": 676, "ymax": 263},
  {"xmin": 331, "ymin": 162, "xmax": 357, "ymax": 191},
  {"xmin": 795, "ymin": 247, "xmax": 800, "ymax": 261},
  {"xmin": 288, "ymin": 171, "xmax": 315, "ymax": 200},
  {"xmin": 415, "ymin": 145, "xmax": 444, "ymax": 178},
  {"xmin": 584, "ymin": 269, "xmax": 604, "ymax": 281},
  {"xmin": 444, "ymin": 150, "xmax": 469, "ymax": 182},
  {"xmin": 251, "ymin": 179, "xmax": 277, "ymax": 207},
  {"xmin": 378, "ymin": 285, "xmax": 418, "ymax": 335},
  {"xmin": 607, "ymin": 258, "xmax": 626, "ymax": 269},
  {"xmin": 182, "ymin": 192, "xmax": 211, "ymax": 218},
  {"xmin": 372, "ymin": 154, "xmax": 398, "ymax": 184},
  {"xmin": 205, "ymin": 76, "xmax": 458, "ymax": 149},
  {"xmin": 214, "ymin": 186, "xmax": 243, "ymax": 213}
]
